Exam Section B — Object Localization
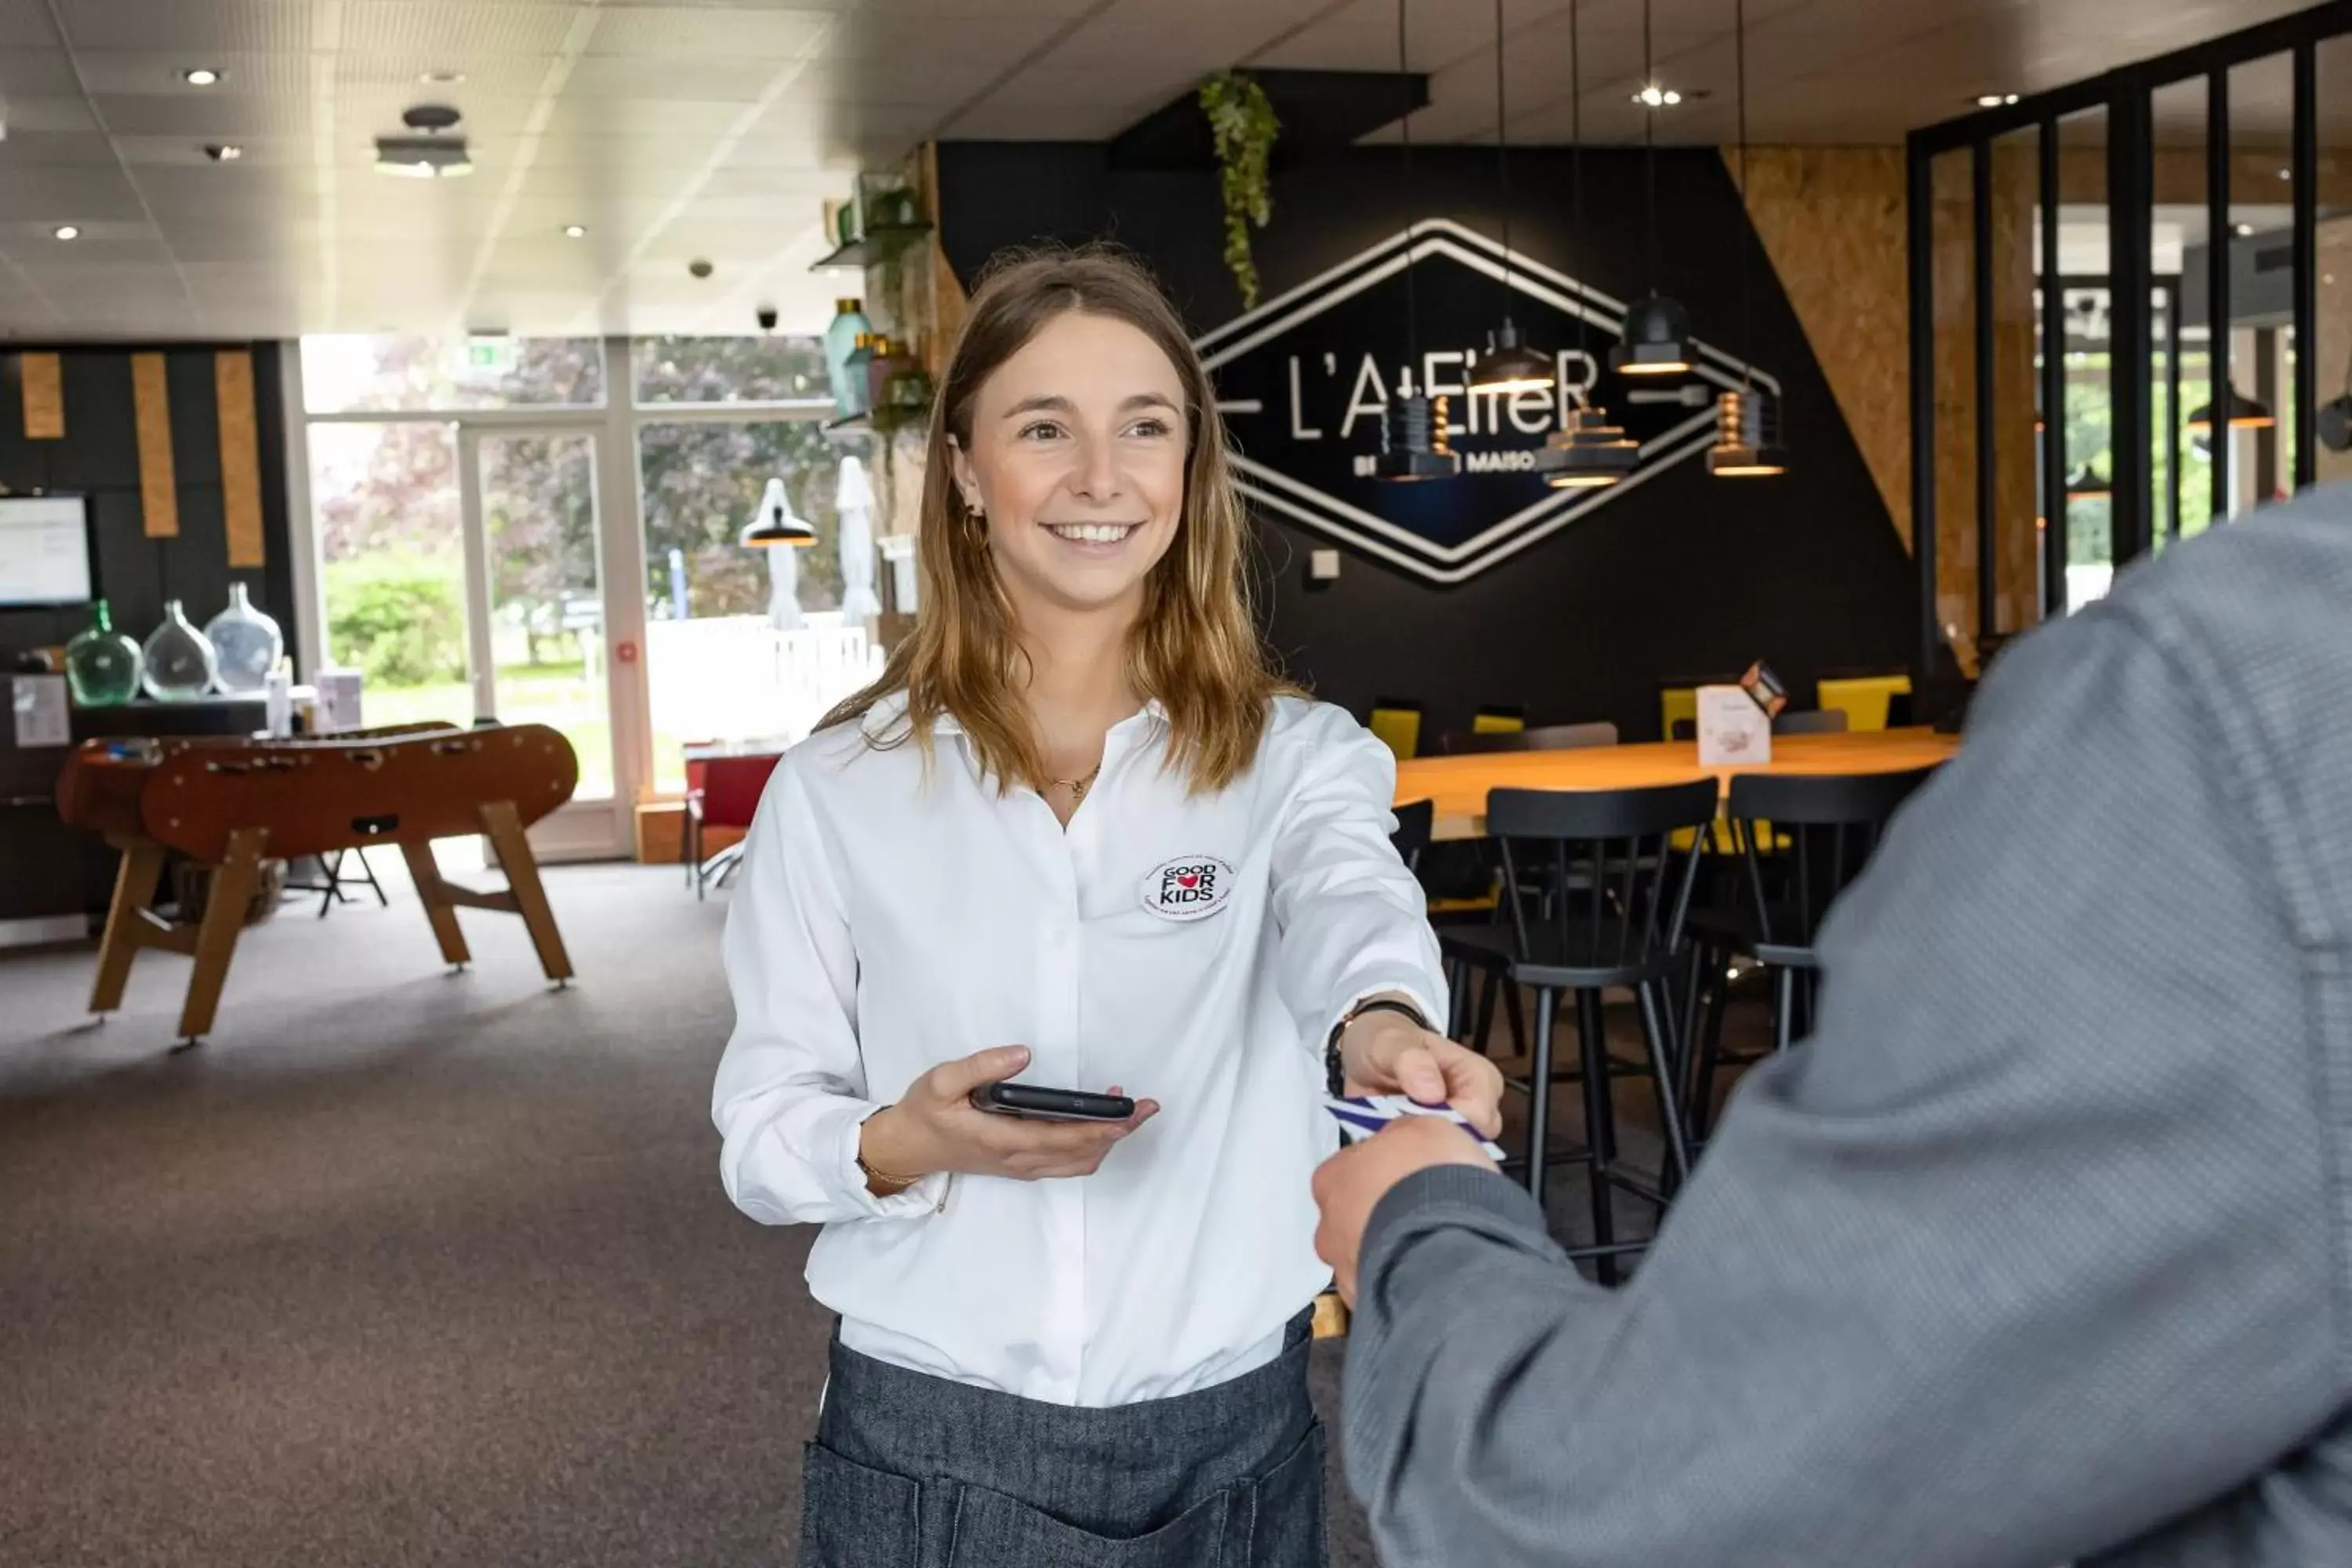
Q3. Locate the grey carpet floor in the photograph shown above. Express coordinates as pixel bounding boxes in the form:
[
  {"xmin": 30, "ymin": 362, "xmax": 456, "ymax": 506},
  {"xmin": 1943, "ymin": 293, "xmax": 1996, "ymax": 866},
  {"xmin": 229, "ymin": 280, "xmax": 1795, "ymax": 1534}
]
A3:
[{"xmin": 0, "ymin": 860, "xmax": 1703, "ymax": 1567}]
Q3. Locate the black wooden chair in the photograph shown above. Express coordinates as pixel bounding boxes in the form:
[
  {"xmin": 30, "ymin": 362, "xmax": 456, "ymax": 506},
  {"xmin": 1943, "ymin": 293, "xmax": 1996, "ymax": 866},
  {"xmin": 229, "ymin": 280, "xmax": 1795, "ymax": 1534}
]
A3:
[
  {"xmin": 1433, "ymin": 722, "xmax": 1620, "ymax": 1060},
  {"xmin": 1389, "ymin": 798, "xmax": 1433, "ymax": 872},
  {"xmin": 1438, "ymin": 779, "xmax": 1719, "ymax": 1283},
  {"xmin": 1439, "ymin": 721, "xmax": 1621, "ymax": 756},
  {"xmin": 1772, "ymin": 708, "xmax": 1849, "ymax": 735},
  {"xmin": 1686, "ymin": 767, "xmax": 1940, "ymax": 1137}
]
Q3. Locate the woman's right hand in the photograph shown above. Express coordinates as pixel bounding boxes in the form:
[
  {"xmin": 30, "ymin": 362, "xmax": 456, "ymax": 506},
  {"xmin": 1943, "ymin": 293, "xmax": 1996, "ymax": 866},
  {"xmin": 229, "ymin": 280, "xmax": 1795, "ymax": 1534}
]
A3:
[{"xmin": 859, "ymin": 1045, "xmax": 1159, "ymax": 1185}]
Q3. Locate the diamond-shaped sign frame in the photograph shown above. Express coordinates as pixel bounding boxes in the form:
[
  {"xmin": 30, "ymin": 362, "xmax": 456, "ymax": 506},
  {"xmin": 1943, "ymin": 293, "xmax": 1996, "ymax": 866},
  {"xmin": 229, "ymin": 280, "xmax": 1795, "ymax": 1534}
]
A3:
[{"xmin": 1196, "ymin": 219, "xmax": 1780, "ymax": 585}]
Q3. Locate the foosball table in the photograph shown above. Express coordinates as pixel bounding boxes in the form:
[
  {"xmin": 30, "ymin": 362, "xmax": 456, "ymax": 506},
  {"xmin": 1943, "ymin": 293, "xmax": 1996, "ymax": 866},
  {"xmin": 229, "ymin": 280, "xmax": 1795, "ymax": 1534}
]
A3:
[{"xmin": 56, "ymin": 721, "xmax": 580, "ymax": 1045}]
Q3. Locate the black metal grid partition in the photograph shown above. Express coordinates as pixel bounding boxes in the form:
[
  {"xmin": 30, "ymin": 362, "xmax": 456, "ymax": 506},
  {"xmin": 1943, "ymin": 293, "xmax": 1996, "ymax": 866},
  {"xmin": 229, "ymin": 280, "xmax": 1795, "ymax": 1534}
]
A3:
[{"xmin": 1905, "ymin": 0, "xmax": 2350, "ymax": 672}]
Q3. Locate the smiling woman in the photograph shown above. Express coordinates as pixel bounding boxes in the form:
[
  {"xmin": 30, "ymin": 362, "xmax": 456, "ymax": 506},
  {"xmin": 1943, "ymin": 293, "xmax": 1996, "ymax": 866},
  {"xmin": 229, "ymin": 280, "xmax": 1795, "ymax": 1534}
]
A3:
[{"xmin": 712, "ymin": 244, "xmax": 1501, "ymax": 1568}]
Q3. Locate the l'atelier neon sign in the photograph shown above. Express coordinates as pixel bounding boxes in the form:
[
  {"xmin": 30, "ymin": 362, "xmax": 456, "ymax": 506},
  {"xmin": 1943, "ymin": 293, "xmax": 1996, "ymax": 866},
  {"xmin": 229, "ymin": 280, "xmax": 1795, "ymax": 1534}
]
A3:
[{"xmin": 1197, "ymin": 218, "xmax": 1780, "ymax": 585}]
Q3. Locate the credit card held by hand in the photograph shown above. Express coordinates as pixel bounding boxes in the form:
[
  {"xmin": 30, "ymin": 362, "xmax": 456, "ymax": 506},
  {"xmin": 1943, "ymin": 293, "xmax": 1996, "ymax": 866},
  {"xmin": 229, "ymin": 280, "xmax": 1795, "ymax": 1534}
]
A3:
[{"xmin": 1326, "ymin": 1094, "xmax": 1506, "ymax": 1161}]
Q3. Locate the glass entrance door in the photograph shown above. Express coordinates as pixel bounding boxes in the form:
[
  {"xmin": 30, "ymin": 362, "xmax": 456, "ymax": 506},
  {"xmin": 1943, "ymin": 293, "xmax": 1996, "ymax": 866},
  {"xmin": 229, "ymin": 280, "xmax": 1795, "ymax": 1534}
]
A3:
[{"xmin": 459, "ymin": 426, "xmax": 626, "ymax": 856}]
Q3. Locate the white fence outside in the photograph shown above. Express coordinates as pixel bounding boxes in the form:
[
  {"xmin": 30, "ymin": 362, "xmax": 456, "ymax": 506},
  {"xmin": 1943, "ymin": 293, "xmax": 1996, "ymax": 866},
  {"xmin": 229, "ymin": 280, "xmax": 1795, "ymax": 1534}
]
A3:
[{"xmin": 648, "ymin": 614, "xmax": 884, "ymax": 749}]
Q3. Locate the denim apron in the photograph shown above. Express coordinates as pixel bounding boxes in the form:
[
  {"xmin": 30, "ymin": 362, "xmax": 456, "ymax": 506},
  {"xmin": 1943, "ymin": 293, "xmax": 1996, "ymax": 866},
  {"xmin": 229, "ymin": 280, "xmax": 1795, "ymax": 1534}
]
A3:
[{"xmin": 800, "ymin": 1311, "xmax": 1325, "ymax": 1567}]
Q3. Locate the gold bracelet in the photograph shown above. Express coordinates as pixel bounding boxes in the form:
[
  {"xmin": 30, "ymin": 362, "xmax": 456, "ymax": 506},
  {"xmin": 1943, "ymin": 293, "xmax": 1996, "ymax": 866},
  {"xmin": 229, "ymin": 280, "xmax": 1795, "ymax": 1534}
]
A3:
[{"xmin": 855, "ymin": 1111, "xmax": 924, "ymax": 1193}]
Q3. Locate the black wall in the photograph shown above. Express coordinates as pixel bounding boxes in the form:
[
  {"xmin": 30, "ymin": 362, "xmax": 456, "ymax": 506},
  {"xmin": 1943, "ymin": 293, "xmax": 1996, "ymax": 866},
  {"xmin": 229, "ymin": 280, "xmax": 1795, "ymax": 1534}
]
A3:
[
  {"xmin": 936, "ymin": 143, "xmax": 1915, "ymax": 742},
  {"xmin": 0, "ymin": 345, "xmax": 298, "ymax": 666}
]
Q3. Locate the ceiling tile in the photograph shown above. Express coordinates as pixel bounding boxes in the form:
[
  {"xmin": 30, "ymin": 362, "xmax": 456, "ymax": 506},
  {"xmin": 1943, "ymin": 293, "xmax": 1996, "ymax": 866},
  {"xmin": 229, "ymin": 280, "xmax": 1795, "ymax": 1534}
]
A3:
[
  {"xmin": 53, "ymin": 0, "xmax": 313, "ymax": 53},
  {"xmin": 586, "ymin": 6, "xmax": 834, "ymax": 59},
  {"xmin": 0, "ymin": 48, "xmax": 81, "ymax": 95},
  {"xmin": 344, "ymin": 5, "xmax": 592, "ymax": 60}
]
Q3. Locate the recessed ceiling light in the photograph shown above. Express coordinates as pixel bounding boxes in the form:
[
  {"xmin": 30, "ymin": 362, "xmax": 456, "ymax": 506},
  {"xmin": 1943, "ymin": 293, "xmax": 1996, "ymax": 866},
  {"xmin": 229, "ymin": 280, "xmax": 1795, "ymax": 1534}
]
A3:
[
  {"xmin": 2280, "ymin": 166, "xmax": 2293, "ymax": 180},
  {"xmin": 1975, "ymin": 92, "xmax": 2020, "ymax": 107},
  {"xmin": 182, "ymin": 67, "xmax": 221, "ymax": 86},
  {"xmin": 419, "ymin": 70, "xmax": 466, "ymax": 85},
  {"xmin": 53, "ymin": 225, "xmax": 79, "ymax": 241},
  {"xmin": 562, "ymin": 223, "xmax": 586, "ymax": 238},
  {"xmin": 205, "ymin": 143, "xmax": 243, "ymax": 162},
  {"xmin": 2232, "ymin": 221, "xmax": 2256, "ymax": 237},
  {"xmin": 1634, "ymin": 84, "xmax": 1682, "ymax": 107}
]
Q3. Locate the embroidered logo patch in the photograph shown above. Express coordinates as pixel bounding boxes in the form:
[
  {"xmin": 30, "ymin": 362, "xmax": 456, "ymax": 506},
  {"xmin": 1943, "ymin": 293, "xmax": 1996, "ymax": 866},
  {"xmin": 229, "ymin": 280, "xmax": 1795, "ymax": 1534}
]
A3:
[{"xmin": 1140, "ymin": 855, "xmax": 1235, "ymax": 922}]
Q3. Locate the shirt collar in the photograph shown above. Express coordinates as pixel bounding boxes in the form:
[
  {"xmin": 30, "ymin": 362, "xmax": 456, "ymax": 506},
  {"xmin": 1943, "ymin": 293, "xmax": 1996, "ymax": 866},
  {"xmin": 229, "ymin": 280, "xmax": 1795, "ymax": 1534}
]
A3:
[{"xmin": 858, "ymin": 691, "xmax": 1167, "ymax": 742}]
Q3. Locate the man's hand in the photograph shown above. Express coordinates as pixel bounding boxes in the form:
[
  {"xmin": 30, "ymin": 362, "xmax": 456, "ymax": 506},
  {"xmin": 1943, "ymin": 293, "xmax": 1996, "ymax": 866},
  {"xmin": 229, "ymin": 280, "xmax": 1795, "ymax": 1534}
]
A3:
[
  {"xmin": 1312, "ymin": 1115, "xmax": 1497, "ymax": 1305},
  {"xmin": 1339, "ymin": 1003, "xmax": 1504, "ymax": 1137}
]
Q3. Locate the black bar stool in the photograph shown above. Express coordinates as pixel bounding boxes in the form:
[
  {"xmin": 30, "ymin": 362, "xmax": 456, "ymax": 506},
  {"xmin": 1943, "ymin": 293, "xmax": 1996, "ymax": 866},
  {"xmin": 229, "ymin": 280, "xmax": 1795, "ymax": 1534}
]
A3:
[
  {"xmin": 1686, "ymin": 767, "xmax": 1940, "ymax": 1137},
  {"xmin": 1438, "ymin": 779, "xmax": 1718, "ymax": 1283}
]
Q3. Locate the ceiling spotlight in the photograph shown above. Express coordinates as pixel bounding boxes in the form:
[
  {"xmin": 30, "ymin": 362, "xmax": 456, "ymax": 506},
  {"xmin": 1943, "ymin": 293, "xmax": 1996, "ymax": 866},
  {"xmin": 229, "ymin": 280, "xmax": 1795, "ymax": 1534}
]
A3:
[
  {"xmin": 1634, "ymin": 84, "xmax": 1682, "ymax": 107},
  {"xmin": 53, "ymin": 225, "xmax": 78, "ymax": 241},
  {"xmin": 182, "ymin": 67, "xmax": 221, "ymax": 86},
  {"xmin": 2232, "ymin": 221, "xmax": 2255, "ymax": 238},
  {"xmin": 1974, "ymin": 92, "xmax": 2019, "ymax": 107},
  {"xmin": 2280, "ymin": 166, "xmax": 2293, "ymax": 181},
  {"xmin": 205, "ymin": 143, "xmax": 243, "ymax": 162},
  {"xmin": 562, "ymin": 223, "xmax": 586, "ymax": 238}
]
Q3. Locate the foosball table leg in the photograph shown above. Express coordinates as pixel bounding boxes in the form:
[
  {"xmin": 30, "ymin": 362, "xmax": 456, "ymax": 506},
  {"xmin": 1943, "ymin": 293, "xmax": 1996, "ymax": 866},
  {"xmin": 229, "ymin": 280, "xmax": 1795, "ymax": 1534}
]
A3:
[
  {"xmin": 89, "ymin": 842, "xmax": 168, "ymax": 1015},
  {"xmin": 397, "ymin": 838, "xmax": 474, "ymax": 969},
  {"xmin": 479, "ymin": 800, "xmax": 574, "ymax": 984},
  {"xmin": 176, "ymin": 826, "xmax": 269, "ymax": 1043}
]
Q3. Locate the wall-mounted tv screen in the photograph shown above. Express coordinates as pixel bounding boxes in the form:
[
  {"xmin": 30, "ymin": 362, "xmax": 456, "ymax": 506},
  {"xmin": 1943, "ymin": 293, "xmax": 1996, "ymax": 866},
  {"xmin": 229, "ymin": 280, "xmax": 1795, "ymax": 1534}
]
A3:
[{"xmin": 0, "ymin": 495, "xmax": 93, "ymax": 607}]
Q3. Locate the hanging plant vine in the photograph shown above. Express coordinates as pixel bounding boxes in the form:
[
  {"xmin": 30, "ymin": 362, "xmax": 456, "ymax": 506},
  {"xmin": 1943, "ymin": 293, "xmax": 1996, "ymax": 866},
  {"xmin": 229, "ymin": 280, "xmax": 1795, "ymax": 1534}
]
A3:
[{"xmin": 1199, "ymin": 71, "xmax": 1279, "ymax": 308}]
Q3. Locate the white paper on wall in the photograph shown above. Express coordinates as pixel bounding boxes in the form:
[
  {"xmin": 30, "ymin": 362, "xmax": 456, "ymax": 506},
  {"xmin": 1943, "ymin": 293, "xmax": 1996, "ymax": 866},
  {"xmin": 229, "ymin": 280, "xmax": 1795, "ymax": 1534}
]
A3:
[{"xmin": 10, "ymin": 673, "xmax": 67, "ymax": 748}]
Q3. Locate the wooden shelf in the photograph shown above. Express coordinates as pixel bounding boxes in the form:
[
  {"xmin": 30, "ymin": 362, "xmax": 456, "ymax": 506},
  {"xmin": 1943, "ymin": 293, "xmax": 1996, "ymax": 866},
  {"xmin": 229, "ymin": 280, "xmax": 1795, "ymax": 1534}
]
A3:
[{"xmin": 810, "ymin": 223, "xmax": 932, "ymax": 270}]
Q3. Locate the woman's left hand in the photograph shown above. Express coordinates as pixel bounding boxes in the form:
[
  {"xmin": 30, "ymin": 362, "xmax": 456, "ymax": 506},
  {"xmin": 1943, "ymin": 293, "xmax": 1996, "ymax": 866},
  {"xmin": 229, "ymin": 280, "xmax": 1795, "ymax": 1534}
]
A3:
[{"xmin": 1338, "ymin": 1006, "xmax": 1504, "ymax": 1138}]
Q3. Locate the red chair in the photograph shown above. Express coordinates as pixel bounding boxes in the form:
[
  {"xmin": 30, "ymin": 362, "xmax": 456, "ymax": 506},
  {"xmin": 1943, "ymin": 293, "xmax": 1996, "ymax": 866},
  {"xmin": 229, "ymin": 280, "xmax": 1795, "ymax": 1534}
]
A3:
[{"xmin": 686, "ymin": 750, "xmax": 783, "ymax": 900}]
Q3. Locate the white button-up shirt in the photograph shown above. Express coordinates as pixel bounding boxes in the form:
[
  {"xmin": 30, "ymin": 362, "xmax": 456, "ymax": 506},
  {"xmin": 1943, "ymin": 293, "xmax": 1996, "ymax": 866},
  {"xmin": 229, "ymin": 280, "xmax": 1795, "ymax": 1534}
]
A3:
[{"xmin": 713, "ymin": 693, "xmax": 1445, "ymax": 1407}]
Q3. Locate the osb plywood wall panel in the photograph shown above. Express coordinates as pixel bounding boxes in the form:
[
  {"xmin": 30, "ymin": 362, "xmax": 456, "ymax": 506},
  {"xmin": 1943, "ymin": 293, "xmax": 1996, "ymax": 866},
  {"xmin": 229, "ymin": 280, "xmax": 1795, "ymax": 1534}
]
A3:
[
  {"xmin": 214, "ymin": 350, "xmax": 266, "ymax": 568},
  {"xmin": 2317, "ymin": 216, "xmax": 2352, "ymax": 488},
  {"xmin": 1929, "ymin": 145, "xmax": 2039, "ymax": 637},
  {"xmin": 1730, "ymin": 148, "xmax": 1911, "ymax": 559},
  {"xmin": 20, "ymin": 352, "xmax": 64, "ymax": 439},
  {"xmin": 1735, "ymin": 146, "xmax": 2036, "ymax": 638},
  {"xmin": 132, "ymin": 352, "xmax": 180, "ymax": 539}
]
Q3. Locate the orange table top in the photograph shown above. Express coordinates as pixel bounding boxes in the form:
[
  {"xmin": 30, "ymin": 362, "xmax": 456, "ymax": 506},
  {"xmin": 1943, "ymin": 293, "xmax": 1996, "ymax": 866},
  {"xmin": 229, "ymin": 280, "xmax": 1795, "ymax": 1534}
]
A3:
[{"xmin": 1394, "ymin": 728, "xmax": 1962, "ymax": 841}]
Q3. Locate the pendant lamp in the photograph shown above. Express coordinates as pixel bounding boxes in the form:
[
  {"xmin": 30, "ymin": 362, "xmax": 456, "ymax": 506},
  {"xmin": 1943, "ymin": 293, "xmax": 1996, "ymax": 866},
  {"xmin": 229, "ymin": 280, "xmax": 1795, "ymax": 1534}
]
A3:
[
  {"xmin": 1469, "ymin": 0, "xmax": 1553, "ymax": 394},
  {"xmin": 740, "ymin": 475, "xmax": 817, "ymax": 548},
  {"xmin": 1532, "ymin": 0, "xmax": 1635, "ymax": 489},
  {"xmin": 1708, "ymin": 386, "xmax": 1788, "ymax": 477},
  {"xmin": 2184, "ymin": 383, "xmax": 2276, "ymax": 431},
  {"xmin": 1541, "ymin": 405, "xmax": 1639, "ymax": 487},
  {"xmin": 1708, "ymin": 0, "xmax": 1786, "ymax": 476},
  {"xmin": 1613, "ymin": 0, "xmax": 1694, "ymax": 379},
  {"xmin": 1376, "ymin": 0, "xmax": 1461, "ymax": 482}
]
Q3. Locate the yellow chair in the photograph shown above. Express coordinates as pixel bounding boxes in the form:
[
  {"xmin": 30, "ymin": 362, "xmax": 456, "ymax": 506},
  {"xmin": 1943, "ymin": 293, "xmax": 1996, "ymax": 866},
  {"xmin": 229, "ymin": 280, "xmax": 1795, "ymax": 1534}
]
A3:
[
  {"xmin": 1470, "ymin": 706, "xmax": 1525, "ymax": 736},
  {"xmin": 1368, "ymin": 701, "xmax": 1422, "ymax": 762},
  {"xmin": 1817, "ymin": 673, "xmax": 1912, "ymax": 732},
  {"xmin": 1660, "ymin": 687, "xmax": 1699, "ymax": 746}
]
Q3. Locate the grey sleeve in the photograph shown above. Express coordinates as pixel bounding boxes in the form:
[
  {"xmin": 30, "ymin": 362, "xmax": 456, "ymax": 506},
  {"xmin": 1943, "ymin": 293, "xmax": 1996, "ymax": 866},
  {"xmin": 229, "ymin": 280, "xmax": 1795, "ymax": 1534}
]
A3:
[{"xmin": 1341, "ymin": 609, "xmax": 2340, "ymax": 1568}]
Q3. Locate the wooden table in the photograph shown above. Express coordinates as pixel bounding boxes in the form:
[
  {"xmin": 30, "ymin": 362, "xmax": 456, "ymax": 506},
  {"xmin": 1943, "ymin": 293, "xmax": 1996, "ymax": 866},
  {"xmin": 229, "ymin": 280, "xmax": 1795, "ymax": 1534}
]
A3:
[{"xmin": 1395, "ymin": 728, "xmax": 1961, "ymax": 841}]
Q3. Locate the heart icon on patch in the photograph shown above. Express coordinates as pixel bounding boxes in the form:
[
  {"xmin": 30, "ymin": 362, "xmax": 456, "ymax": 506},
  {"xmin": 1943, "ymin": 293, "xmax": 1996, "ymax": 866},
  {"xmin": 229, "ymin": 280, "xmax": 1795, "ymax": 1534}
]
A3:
[{"xmin": 1141, "ymin": 855, "xmax": 1235, "ymax": 922}]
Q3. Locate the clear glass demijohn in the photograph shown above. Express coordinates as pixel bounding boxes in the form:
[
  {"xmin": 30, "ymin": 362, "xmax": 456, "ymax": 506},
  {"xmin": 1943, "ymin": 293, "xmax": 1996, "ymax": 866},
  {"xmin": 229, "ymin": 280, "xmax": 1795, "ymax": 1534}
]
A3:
[
  {"xmin": 205, "ymin": 583, "xmax": 283, "ymax": 693},
  {"xmin": 140, "ymin": 599, "xmax": 219, "ymax": 702}
]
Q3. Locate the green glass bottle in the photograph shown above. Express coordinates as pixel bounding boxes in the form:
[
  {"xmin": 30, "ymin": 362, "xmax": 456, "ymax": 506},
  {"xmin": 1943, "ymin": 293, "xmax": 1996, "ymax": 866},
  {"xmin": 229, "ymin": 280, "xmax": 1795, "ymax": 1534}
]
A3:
[{"xmin": 64, "ymin": 599, "xmax": 142, "ymax": 706}]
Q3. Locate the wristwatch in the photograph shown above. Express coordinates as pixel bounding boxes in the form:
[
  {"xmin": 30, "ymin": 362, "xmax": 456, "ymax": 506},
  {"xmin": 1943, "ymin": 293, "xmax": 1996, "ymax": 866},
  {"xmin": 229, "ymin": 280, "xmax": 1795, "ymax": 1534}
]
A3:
[{"xmin": 1324, "ymin": 996, "xmax": 1432, "ymax": 1096}]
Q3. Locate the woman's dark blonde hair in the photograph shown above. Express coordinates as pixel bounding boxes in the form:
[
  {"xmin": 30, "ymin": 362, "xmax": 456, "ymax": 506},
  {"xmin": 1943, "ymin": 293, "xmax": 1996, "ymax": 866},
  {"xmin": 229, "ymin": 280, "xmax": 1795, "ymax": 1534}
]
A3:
[{"xmin": 822, "ymin": 243, "xmax": 1291, "ymax": 794}]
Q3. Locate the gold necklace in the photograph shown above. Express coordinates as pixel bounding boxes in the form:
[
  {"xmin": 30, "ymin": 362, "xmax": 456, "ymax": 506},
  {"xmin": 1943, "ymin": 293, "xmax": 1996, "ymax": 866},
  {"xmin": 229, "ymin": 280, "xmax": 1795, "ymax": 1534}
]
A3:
[{"xmin": 1049, "ymin": 760, "xmax": 1103, "ymax": 804}]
